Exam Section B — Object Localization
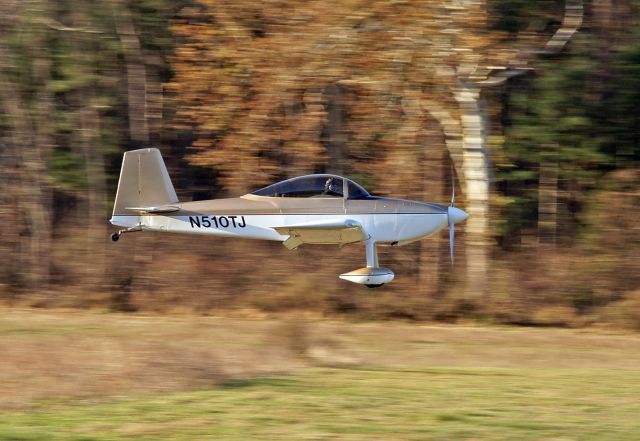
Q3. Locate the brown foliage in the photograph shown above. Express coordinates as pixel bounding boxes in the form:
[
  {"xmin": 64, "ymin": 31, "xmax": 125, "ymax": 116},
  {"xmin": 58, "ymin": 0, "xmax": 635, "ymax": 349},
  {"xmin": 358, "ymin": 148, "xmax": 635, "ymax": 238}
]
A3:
[{"xmin": 167, "ymin": 0, "xmax": 514, "ymax": 194}]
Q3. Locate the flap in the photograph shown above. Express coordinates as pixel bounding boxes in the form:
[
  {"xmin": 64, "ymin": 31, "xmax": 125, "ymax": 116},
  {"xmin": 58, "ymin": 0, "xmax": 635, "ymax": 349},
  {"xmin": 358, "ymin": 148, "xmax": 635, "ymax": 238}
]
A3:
[{"xmin": 274, "ymin": 219, "xmax": 367, "ymax": 250}]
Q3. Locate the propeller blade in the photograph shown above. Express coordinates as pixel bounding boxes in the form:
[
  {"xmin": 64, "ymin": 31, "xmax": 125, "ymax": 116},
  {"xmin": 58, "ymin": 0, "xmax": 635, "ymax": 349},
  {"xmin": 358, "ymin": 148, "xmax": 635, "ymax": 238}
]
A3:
[
  {"xmin": 450, "ymin": 164, "xmax": 455, "ymax": 206},
  {"xmin": 449, "ymin": 219, "xmax": 455, "ymax": 265}
]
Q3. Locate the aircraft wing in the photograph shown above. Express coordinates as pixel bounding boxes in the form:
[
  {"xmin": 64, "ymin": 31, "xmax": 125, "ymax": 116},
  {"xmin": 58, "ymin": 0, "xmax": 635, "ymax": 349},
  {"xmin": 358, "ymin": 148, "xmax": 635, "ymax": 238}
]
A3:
[
  {"xmin": 125, "ymin": 205, "xmax": 180, "ymax": 213},
  {"xmin": 274, "ymin": 219, "xmax": 367, "ymax": 250}
]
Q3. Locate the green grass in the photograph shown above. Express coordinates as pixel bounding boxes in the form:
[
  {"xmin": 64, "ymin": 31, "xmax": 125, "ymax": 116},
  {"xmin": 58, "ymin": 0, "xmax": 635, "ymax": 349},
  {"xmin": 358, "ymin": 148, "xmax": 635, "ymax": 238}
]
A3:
[{"xmin": 2, "ymin": 367, "xmax": 640, "ymax": 440}]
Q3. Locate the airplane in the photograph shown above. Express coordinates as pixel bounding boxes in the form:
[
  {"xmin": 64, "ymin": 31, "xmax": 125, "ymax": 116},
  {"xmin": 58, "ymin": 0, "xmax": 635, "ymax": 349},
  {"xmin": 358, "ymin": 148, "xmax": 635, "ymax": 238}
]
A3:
[{"xmin": 110, "ymin": 148, "xmax": 468, "ymax": 288}]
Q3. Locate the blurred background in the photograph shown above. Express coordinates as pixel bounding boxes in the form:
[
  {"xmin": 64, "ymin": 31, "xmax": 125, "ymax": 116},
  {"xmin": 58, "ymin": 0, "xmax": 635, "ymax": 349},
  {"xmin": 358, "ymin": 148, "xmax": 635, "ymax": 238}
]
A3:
[{"xmin": 0, "ymin": 0, "xmax": 639, "ymax": 329}]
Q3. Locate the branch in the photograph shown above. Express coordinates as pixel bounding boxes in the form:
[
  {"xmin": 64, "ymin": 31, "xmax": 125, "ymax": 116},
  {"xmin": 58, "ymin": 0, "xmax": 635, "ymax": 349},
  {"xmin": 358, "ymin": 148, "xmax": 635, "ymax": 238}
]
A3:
[
  {"xmin": 463, "ymin": 0, "xmax": 584, "ymax": 88},
  {"xmin": 541, "ymin": 0, "xmax": 584, "ymax": 55},
  {"xmin": 40, "ymin": 17, "xmax": 103, "ymax": 34}
]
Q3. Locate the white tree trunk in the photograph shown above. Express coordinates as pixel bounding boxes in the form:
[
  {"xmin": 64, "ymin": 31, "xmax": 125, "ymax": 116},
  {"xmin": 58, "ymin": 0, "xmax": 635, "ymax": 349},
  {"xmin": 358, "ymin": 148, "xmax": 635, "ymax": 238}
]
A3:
[{"xmin": 454, "ymin": 86, "xmax": 489, "ymax": 296}]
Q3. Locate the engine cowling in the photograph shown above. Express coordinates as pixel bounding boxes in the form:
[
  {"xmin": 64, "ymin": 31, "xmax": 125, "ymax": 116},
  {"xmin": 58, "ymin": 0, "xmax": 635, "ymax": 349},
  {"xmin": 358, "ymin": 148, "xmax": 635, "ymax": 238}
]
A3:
[{"xmin": 339, "ymin": 267, "xmax": 395, "ymax": 288}]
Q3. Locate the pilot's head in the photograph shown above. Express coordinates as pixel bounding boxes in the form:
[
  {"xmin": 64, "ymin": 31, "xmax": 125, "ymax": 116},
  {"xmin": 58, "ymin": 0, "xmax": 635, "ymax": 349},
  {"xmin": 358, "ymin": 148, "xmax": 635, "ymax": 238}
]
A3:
[{"xmin": 324, "ymin": 178, "xmax": 335, "ymax": 193}]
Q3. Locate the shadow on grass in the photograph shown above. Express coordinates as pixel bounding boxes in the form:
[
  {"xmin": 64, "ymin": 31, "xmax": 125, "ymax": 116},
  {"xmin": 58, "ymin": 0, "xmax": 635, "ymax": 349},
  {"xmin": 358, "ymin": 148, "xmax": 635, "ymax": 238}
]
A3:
[{"xmin": 220, "ymin": 377, "xmax": 298, "ymax": 390}]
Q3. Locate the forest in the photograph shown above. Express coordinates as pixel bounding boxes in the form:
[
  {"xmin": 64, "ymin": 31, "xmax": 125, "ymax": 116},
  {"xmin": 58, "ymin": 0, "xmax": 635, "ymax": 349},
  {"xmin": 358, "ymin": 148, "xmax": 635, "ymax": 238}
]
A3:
[{"xmin": 1, "ymin": 0, "xmax": 639, "ymax": 328}]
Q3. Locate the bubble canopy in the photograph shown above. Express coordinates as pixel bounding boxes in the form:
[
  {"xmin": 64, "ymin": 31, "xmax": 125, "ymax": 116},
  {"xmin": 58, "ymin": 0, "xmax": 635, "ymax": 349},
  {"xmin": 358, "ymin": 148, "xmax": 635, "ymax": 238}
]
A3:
[{"xmin": 250, "ymin": 174, "xmax": 370, "ymax": 199}]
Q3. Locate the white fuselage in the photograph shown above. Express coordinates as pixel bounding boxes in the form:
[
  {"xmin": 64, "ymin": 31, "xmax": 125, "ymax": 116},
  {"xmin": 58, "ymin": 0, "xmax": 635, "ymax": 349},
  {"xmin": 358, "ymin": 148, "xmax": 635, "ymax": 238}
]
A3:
[{"xmin": 110, "ymin": 211, "xmax": 449, "ymax": 245}]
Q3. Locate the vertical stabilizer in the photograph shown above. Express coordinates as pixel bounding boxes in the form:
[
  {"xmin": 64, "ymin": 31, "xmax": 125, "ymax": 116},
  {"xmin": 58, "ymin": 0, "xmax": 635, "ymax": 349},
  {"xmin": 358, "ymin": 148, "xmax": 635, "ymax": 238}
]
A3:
[{"xmin": 112, "ymin": 148, "xmax": 178, "ymax": 216}]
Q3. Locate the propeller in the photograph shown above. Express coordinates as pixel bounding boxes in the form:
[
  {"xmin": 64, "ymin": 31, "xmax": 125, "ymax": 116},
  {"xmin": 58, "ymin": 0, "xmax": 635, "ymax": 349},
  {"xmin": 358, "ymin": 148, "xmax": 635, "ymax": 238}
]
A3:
[
  {"xmin": 448, "ymin": 164, "xmax": 456, "ymax": 265},
  {"xmin": 449, "ymin": 212, "xmax": 455, "ymax": 264},
  {"xmin": 447, "ymin": 164, "xmax": 468, "ymax": 265}
]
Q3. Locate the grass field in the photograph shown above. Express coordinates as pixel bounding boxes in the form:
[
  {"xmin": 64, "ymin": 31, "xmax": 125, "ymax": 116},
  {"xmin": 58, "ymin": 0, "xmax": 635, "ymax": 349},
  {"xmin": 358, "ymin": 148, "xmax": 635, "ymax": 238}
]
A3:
[{"xmin": 1, "ymin": 309, "xmax": 640, "ymax": 440}]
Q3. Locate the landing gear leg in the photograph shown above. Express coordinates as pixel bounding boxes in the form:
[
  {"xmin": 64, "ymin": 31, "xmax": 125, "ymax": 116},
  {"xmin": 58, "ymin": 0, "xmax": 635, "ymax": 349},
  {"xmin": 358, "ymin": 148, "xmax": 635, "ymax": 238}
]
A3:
[
  {"xmin": 110, "ymin": 225, "xmax": 142, "ymax": 242},
  {"xmin": 365, "ymin": 239, "xmax": 379, "ymax": 268}
]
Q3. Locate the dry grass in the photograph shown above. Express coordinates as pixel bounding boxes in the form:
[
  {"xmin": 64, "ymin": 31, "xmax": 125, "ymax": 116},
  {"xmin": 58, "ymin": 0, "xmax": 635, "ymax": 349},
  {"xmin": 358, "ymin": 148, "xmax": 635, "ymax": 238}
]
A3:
[
  {"xmin": 2, "ymin": 308, "xmax": 640, "ymax": 410},
  {"xmin": 0, "ymin": 309, "xmax": 306, "ymax": 409}
]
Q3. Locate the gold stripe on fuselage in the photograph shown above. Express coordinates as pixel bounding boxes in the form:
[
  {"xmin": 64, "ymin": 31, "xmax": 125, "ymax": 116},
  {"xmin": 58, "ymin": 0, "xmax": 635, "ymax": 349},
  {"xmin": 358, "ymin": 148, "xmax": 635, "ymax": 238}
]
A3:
[{"xmin": 117, "ymin": 194, "xmax": 447, "ymax": 217}]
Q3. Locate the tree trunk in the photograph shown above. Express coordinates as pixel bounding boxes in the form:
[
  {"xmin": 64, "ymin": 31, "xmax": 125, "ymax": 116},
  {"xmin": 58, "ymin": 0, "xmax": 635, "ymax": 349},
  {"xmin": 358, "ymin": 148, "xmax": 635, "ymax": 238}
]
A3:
[
  {"xmin": 0, "ymin": 33, "xmax": 53, "ymax": 292},
  {"xmin": 454, "ymin": 86, "xmax": 490, "ymax": 297},
  {"xmin": 115, "ymin": 0, "xmax": 149, "ymax": 146},
  {"xmin": 322, "ymin": 84, "xmax": 346, "ymax": 175},
  {"xmin": 422, "ymin": 99, "xmax": 467, "ymax": 292},
  {"xmin": 398, "ymin": 90, "xmax": 445, "ymax": 296},
  {"xmin": 419, "ymin": 118, "xmax": 447, "ymax": 296},
  {"xmin": 538, "ymin": 161, "xmax": 558, "ymax": 246},
  {"xmin": 112, "ymin": 1, "xmax": 148, "ymax": 309},
  {"xmin": 80, "ymin": 101, "xmax": 108, "ymax": 289}
]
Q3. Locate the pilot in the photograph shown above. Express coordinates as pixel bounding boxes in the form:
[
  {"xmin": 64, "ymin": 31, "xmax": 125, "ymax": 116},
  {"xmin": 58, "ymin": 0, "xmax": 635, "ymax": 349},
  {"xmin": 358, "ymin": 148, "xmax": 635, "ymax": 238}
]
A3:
[{"xmin": 323, "ymin": 178, "xmax": 337, "ymax": 195}]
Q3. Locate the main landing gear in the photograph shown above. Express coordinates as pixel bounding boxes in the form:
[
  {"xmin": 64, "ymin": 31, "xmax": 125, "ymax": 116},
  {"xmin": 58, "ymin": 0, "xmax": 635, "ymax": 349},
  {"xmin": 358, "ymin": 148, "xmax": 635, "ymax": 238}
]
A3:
[
  {"xmin": 338, "ymin": 240, "xmax": 395, "ymax": 287},
  {"xmin": 110, "ymin": 225, "xmax": 142, "ymax": 242}
]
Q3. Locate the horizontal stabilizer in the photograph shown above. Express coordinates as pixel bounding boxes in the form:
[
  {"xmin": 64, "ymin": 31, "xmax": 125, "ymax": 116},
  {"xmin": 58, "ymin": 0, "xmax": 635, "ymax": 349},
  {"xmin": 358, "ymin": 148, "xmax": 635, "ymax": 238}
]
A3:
[{"xmin": 125, "ymin": 205, "xmax": 180, "ymax": 213}]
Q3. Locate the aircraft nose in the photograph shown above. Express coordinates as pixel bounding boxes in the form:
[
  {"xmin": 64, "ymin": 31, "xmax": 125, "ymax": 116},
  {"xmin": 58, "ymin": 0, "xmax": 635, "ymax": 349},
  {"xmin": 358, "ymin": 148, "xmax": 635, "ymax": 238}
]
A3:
[{"xmin": 448, "ymin": 206, "xmax": 469, "ymax": 225}]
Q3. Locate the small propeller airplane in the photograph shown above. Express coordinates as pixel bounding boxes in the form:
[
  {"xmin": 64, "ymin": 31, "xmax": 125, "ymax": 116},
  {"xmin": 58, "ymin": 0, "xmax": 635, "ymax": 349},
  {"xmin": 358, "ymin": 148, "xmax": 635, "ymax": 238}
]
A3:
[{"xmin": 110, "ymin": 148, "xmax": 468, "ymax": 287}]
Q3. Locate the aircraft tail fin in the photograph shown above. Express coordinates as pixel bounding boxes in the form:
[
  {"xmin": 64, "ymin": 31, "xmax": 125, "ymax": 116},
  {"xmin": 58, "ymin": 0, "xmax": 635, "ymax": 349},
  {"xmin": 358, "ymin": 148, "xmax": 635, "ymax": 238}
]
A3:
[{"xmin": 112, "ymin": 148, "xmax": 179, "ymax": 216}]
